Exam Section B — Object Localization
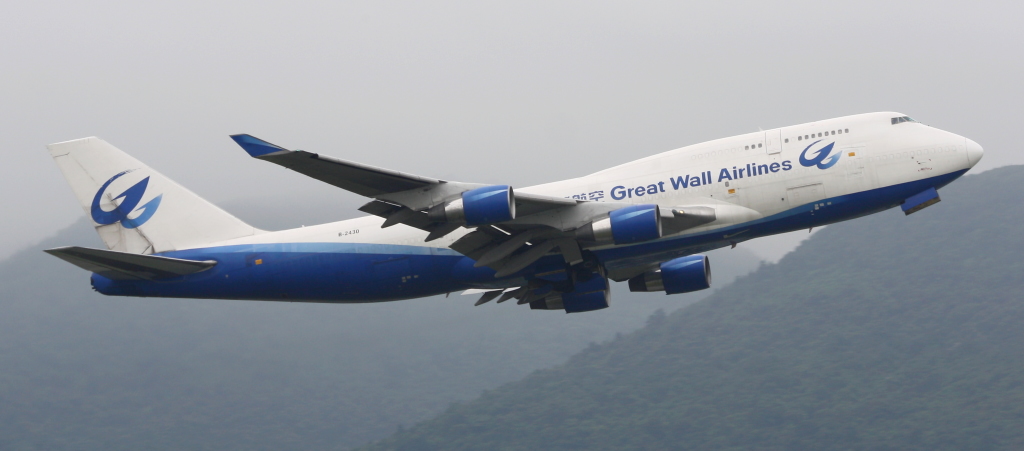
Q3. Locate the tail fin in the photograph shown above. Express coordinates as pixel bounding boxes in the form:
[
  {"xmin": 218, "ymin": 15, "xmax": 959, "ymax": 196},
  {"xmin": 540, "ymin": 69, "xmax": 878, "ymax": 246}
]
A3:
[{"xmin": 47, "ymin": 137, "xmax": 259, "ymax": 254}]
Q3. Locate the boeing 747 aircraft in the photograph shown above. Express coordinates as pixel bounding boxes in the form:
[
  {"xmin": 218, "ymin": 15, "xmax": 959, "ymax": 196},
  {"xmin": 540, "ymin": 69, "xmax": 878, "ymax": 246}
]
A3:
[{"xmin": 45, "ymin": 112, "xmax": 982, "ymax": 313}]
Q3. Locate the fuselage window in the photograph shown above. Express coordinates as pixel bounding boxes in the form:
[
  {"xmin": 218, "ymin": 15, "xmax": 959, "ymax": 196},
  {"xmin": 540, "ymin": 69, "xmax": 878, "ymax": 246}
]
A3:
[
  {"xmin": 838, "ymin": 129, "xmax": 842, "ymax": 134},
  {"xmin": 845, "ymin": 128, "xmax": 849, "ymax": 133},
  {"xmin": 785, "ymin": 138, "xmax": 789, "ymax": 143},
  {"xmin": 745, "ymin": 146, "xmax": 749, "ymax": 150},
  {"xmin": 758, "ymin": 143, "xmax": 762, "ymax": 148},
  {"xmin": 831, "ymin": 131, "xmax": 835, "ymax": 135}
]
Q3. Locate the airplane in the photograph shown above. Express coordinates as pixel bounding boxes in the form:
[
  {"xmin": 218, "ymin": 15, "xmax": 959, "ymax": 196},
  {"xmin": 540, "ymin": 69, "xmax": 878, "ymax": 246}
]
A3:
[{"xmin": 44, "ymin": 112, "xmax": 983, "ymax": 313}]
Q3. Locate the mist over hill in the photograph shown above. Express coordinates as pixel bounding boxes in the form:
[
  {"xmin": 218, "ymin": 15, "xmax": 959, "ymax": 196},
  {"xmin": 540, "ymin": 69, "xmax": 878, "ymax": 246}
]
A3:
[
  {"xmin": 363, "ymin": 166, "xmax": 1024, "ymax": 451},
  {"xmin": 0, "ymin": 202, "xmax": 759, "ymax": 450}
]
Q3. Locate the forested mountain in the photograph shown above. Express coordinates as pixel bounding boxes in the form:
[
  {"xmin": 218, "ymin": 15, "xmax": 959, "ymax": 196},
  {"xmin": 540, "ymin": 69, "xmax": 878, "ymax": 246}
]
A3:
[
  {"xmin": 0, "ymin": 201, "xmax": 758, "ymax": 450},
  {"xmin": 363, "ymin": 166, "xmax": 1024, "ymax": 451}
]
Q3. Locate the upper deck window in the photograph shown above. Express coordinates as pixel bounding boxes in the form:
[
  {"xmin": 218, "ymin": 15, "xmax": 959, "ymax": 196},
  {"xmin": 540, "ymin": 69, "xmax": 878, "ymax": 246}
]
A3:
[{"xmin": 891, "ymin": 116, "xmax": 918, "ymax": 125}]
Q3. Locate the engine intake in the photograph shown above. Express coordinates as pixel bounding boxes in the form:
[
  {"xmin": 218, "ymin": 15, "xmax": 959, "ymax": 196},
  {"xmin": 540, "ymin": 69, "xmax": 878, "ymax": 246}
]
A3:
[
  {"xmin": 429, "ymin": 185, "xmax": 516, "ymax": 226},
  {"xmin": 628, "ymin": 254, "xmax": 711, "ymax": 295},
  {"xmin": 576, "ymin": 204, "xmax": 662, "ymax": 245}
]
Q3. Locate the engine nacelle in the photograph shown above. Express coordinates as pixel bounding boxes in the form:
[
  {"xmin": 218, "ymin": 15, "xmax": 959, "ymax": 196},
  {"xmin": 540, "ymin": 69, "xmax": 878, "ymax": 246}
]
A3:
[
  {"xmin": 530, "ymin": 273, "xmax": 610, "ymax": 313},
  {"xmin": 628, "ymin": 254, "xmax": 711, "ymax": 295},
  {"xmin": 576, "ymin": 204, "xmax": 662, "ymax": 245},
  {"xmin": 429, "ymin": 185, "xmax": 516, "ymax": 226}
]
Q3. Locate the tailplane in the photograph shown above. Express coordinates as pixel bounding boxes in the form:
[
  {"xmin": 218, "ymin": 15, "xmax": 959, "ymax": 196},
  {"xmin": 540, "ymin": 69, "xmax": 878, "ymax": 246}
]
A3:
[
  {"xmin": 47, "ymin": 137, "xmax": 259, "ymax": 254},
  {"xmin": 45, "ymin": 246, "xmax": 216, "ymax": 280}
]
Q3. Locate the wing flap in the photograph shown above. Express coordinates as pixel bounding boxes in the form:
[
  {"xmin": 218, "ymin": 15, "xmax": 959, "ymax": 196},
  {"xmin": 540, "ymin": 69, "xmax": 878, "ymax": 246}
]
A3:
[{"xmin": 45, "ymin": 246, "xmax": 216, "ymax": 280}]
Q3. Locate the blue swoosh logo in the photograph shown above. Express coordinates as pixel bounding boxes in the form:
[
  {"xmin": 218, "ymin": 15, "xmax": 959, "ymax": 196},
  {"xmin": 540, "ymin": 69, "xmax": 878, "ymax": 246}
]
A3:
[
  {"xmin": 90, "ymin": 171, "xmax": 162, "ymax": 228},
  {"xmin": 799, "ymin": 140, "xmax": 841, "ymax": 170}
]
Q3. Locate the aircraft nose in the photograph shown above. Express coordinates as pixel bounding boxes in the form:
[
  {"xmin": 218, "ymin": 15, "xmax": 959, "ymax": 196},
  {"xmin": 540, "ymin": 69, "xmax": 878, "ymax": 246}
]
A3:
[{"xmin": 965, "ymin": 137, "xmax": 984, "ymax": 167}]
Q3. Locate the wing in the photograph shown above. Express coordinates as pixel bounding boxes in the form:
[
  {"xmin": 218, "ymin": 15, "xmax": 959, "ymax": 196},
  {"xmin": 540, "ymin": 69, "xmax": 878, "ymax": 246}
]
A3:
[
  {"xmin": 230, "ymin": 134, "xmax": 441, "ymax": 197},
  {"xmin": 230, "ymin": 134, "xmax": 732, "ymax": 280}
]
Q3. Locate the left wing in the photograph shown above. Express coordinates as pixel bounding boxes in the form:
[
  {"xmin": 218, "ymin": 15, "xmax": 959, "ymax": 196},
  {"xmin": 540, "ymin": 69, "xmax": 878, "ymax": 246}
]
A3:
[
  {"xmin": 230, "ymin": 134, "xmax": 574, "ymax": 213},
  {"xmin": 231, "ymin": 134, "xmax": 443, "ymax": 197},
  {"xmin": 230, "ymin": 134, "xmax": 578, "ymax": 237}
]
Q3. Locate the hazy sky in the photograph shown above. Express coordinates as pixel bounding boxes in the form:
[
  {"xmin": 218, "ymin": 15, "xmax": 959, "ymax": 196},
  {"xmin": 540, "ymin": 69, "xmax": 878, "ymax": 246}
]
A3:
[{"xmin": 2, "ymin": 1, "xmax": 1020, "ymax": 260}]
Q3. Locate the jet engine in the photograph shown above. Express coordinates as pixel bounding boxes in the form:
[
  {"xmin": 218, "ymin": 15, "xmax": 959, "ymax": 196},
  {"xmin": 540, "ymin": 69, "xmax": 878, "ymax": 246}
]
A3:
[
  {"xmin": 429, "ymin": 185, "xmax": 516, "ymax": 226},
  {"xmin": 530, "ymin": 273, "xmax": 610, "ymax": 313},
  {"xmin": 576, "ymin": 204, "xmax": 662, "ymax": 245},
  {"xmin": 628, "ymin": 254, "xmax": 711, "ymax": 294}
]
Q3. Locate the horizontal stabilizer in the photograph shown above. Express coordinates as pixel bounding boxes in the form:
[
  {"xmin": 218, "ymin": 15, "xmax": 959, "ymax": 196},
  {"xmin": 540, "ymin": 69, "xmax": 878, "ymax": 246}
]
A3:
[{"xmin": 45, "ymin": 246, "xmax": 216, "ymax": 280}]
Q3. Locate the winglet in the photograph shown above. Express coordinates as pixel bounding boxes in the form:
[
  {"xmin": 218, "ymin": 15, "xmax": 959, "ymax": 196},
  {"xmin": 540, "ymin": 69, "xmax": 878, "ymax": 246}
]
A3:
[{"xmin": 230, "ymin": 134, "xmax": 289, "ymax": 157}]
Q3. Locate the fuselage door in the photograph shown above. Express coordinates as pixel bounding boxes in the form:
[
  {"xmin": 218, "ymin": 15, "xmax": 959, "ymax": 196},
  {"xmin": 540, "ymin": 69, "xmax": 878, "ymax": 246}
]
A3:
[{"xmin": 765, "ymin": 129, "xmax": 782, "ymax": 155}]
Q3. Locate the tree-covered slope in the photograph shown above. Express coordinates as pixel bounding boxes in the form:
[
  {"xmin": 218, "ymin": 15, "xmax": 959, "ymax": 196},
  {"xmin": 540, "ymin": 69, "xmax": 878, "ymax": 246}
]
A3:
[
  {"xmin": 0, "ymin": 201, "xmax": 758, "ymax": 450},
  {"xmin": 364, "ymin": 166, "xmax": 1024, "ymax": 451}
]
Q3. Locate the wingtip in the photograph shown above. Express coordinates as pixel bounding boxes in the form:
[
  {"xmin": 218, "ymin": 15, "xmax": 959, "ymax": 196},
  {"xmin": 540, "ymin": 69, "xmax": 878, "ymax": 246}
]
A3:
[
  {"xmin": 229, "ymin": 134, "xmax": 289, "ymax": 157},
  {"xmin": 43, "ymin": 246, "xmax": 74, "ymax": 255}
]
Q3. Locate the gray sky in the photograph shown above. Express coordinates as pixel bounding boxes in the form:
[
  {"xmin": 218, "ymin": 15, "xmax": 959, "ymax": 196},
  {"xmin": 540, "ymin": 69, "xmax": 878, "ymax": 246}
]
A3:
[{"xmin": 2, "ymin": 1, "xmax": 1020, "ymax": 260}]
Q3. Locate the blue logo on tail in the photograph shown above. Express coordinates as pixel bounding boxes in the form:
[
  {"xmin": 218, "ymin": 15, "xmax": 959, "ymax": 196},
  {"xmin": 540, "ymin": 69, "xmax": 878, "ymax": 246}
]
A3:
[
  {"xmin": 799, "ymin": 140, "xmax": 841, "ymax": 170},
  {"xmin": 90, "ymin": 171, "xmax": 162, "ymax": 229}
]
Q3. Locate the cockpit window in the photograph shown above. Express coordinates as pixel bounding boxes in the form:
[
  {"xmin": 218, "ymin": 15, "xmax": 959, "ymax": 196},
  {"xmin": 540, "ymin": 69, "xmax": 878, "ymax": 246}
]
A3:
[{"xmin": 891, "ymin": 116, "xmax": 918, "ymax": 125}]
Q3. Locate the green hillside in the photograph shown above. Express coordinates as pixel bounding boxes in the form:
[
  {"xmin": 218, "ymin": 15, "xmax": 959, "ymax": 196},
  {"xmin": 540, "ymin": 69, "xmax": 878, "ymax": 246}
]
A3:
[
  {"xmin": 0, "ymin": 202, "xmax": 758, "ymax": 450},
  {"xmin": 363, "ymin": 166, "xmax": 1024, "ymax": 451}
]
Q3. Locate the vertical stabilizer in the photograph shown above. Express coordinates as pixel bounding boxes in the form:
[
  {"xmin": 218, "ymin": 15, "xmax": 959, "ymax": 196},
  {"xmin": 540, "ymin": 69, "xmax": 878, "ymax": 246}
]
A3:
[{"xmin": 47, "ymin": 137, "xmax": 259, "ymax": 254}]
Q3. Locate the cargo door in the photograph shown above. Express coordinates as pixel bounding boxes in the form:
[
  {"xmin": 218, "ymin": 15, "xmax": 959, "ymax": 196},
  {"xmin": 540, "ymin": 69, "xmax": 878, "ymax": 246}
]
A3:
[{"xmin": 787, "ymin": 183, "xmax": 826, "ymax": 207}]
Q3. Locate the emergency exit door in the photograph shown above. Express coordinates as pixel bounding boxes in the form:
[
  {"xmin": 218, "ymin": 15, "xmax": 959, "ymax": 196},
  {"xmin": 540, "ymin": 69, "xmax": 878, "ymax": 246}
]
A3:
[{"xmin": 765, "ymin": 129, "xmax": 782, "ymax": 154}]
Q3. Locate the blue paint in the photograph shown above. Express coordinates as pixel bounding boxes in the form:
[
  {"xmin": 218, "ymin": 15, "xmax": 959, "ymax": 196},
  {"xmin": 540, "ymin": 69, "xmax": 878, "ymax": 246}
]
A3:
[
  {"xmin": 92, "ymin": 244, "xmax": 467, "ymax": 302},
  {"xmin": 91, "ymin": 169, "xmax": 969, "ymax": 303},
  {"xmin": 799, "ymin": 140, "xmax": 841, "ymax": 170},
  {"xmin": 901, "ymin": 187, "xmax": 939, "ymax": 213},
  {"xmin": 121, "ymin": 195, "xmax": 162, "ymax": 229},
  {"xmin": 609, "ymin": 204, "xmax": 660, "ymax": 244},
  {"xmin": 462, "ymin": 185, "xmax": 514, "ymax": 226},
  {"xmin": 562, "ymin": 274, "xmax": 610, "ymax": 313},
  {"xmin": 659, "ymin": 255, "xmax": 710, "ymax": 295},
  {"xmin": 230, "ymin": 134, "xmax": 287, "ymax": 157},
  {"xmin": 90, "ymin": 171, "xmax": 161, "ymax": 228}
]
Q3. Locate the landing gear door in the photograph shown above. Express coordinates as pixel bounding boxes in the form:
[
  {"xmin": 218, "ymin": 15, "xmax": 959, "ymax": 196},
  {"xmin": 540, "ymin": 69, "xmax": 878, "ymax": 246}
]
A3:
[{"xmin": 765, "ymin": 129, "xmax": 782, "ymax": 155}]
